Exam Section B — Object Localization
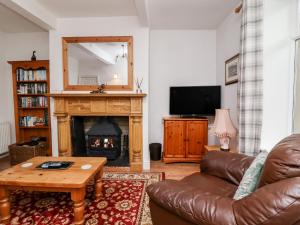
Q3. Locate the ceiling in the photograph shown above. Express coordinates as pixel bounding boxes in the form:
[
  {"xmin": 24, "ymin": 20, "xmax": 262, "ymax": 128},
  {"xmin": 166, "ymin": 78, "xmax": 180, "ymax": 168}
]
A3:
[
  {"xmin": 37, "ymin": 0, "xmax": 240, "ymax": 29},
  {"xmin": 38, "ymin": 0, "xmax": 137, "ymax": 18},
  {"xmin": 0, "ymin": 0, "xmax": 241, "ymax": 33},
  {"xmin": 148, "ymin": 0, "xmax": 241, "ymax": 29},
  {"xmin": 0, "ymin": 3, "xmax": 45, "ymax": 33}
]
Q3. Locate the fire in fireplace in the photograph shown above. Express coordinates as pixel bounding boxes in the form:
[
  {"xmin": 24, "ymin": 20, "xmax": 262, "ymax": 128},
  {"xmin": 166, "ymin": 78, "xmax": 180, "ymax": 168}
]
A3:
[{"xmin": 86, "ymin": 117, "xmax": 122, "ymax": 160}]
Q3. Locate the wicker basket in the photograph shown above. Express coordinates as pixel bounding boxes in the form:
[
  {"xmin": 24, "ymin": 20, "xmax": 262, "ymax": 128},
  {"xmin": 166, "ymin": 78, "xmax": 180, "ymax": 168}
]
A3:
[{"xmin": 9, "ymin": 142, "xmax": 47, "ymax": 165}]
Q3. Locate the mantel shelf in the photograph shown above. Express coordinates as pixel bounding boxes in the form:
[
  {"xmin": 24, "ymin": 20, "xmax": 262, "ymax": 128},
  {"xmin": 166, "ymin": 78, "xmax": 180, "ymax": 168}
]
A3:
[{"xmin": 48, "ymin": 93, "xmax": 147, "ymax": 98}]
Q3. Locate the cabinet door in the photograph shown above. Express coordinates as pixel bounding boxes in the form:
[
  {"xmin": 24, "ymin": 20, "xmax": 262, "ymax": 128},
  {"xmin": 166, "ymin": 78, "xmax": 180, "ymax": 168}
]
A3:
[
  {"xmin": 186, "ymin": 121, "xmax": 207, "ymax": 158},
  {"xmin": 164, "ymin": 121, "xmax": 185, "ymax": 158}
]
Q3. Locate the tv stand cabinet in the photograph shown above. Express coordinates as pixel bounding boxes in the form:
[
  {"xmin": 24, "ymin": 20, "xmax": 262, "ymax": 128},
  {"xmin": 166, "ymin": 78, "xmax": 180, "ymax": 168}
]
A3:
[{"xmin": 163, "ymin": 117, "xmax": 208, "ymax": 163}]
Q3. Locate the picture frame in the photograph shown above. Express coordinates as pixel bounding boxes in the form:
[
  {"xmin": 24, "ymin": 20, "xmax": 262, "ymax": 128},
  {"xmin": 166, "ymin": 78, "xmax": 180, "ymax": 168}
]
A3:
[{"xmin": 225, "ymin": 54, "xmax": 239, "ymax": 85}]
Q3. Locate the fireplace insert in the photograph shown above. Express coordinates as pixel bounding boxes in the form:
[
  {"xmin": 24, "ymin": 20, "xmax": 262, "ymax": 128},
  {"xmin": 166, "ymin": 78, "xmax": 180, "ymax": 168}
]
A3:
[{"xmin": 86, "ymin": 117, "xmax": 122, "ymax": 160}]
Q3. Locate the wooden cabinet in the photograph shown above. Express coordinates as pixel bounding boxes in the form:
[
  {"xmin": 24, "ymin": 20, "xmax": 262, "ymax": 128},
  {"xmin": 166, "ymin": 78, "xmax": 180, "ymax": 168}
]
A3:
[
  {"xmin": 163, "ymin": 118, "xmax": 208, "ymax": 163},
  {"xmin": 8, "ymin": 60, "xmax": 52, "ymax": 156}
]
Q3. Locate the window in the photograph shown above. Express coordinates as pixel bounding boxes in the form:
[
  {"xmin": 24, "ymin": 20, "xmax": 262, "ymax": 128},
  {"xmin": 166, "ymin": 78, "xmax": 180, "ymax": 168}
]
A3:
[{"xmin": 293, "ymin": 39, "xmax": 300, "ymax": 133}]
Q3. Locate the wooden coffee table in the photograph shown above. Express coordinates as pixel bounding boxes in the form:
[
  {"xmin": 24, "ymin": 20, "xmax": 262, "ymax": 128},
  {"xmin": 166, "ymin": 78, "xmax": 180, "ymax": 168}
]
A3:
[{"xmin": 0, "ymin": 156, "xmax": 107, "ymax": 225}]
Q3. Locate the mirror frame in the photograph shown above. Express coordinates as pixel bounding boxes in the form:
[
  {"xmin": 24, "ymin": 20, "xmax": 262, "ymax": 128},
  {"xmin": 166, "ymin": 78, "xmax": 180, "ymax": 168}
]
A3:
[{"xmin": 62, "ymin": 36, "xmax": 133, "ymax": 91}]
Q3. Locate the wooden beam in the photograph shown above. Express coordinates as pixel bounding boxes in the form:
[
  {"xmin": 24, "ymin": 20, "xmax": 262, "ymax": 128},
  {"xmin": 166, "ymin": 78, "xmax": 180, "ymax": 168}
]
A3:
[
  {"xmin": 0, "ymin": 0, "xmax": 56, "ymax": 30},
  {"xmin": 77, "ymin": 43, "xmax": 116, "ymax": 65},
  {"xmin": 134, "ymin": 0, "xmax": 149, "ymax": 27}
]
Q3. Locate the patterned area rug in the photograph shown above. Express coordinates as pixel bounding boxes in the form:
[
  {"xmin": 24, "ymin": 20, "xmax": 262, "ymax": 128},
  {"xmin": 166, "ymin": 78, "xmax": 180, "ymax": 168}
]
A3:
[{"xmin": 1, "ymin": 172, "xmax": 163, "ymax": 225}]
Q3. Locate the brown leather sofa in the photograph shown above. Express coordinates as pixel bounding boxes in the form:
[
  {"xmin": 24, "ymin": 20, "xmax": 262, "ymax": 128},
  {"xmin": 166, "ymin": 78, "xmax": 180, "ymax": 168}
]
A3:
[{"xmin": 147, "ymin": 134, "xmax": 300, "ymax": 225}]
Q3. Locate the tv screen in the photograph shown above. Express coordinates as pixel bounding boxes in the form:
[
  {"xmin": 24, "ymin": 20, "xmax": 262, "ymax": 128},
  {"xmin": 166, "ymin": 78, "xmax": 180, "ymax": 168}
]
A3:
[{"xmin": 170, "ymin": 86, "xmax": 221, "ymax": 116}]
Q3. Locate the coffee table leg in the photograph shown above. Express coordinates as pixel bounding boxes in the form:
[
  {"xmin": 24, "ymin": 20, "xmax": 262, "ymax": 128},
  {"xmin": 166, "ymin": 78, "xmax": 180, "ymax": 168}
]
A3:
[
  {"xmin": 0, "ymin": 187, "xmax": 10, "ymax": 224},
  {"xmin": 71, "ymin": 188, "xmax": 85, "ymax": 225},
  {"xmin": 95, "ymin": 168, "xmax": 104, "ymax": 200}
]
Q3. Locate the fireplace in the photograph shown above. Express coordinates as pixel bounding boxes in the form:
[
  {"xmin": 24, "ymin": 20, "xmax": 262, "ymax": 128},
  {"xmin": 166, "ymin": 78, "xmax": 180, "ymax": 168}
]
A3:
[
  {"xmin": 71, "ymin": 116, "xmax": 129, "ymax": 166},
  {"xmin": 87, "ymin": 118, "xmax": 122, "ymax": 159},
  {"xmin": 50, "ymin": 93, "xmax": 145, "ymax": 171}
]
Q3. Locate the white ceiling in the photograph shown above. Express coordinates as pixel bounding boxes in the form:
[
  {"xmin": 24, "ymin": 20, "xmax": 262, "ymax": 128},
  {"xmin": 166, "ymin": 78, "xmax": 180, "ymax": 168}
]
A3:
[
  {"xmin": 0, "ymin": 3, "xmax": 45, "ymax": 33},
  {"xmin": 37, "ymin": 0, "xmax": 240, "ymax": 29},
  {"xmin": 38, "ymin": 0, "xmax": 137, "ymax": 18},
  {"xmin": 0, "ymin": 0, "xmax": 241, "ymax": 32},
  {"xmin": 148, "ymin": 0, "xmax": 241, "ymax": 29}
]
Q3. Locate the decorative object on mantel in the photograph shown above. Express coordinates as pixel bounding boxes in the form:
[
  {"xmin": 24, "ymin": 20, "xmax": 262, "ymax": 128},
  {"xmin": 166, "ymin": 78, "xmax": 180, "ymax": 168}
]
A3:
[
  {"xmin": 31, "ymin": 51, "xmax": 36, "ymax": 61},
  {"xmin": 211, "ymin": 109, "xmax": 237, "ymax": 151},
  {"xmin": 136, "ymin": 77, "xmax": 143, "ymax": 93},
  {"xmin": 90, "ymin": 83, "xmax": 106, "ymax": 94},
  {"xmin": 225, "ymin": 54, "xmax": 239, "ymax": 85}
]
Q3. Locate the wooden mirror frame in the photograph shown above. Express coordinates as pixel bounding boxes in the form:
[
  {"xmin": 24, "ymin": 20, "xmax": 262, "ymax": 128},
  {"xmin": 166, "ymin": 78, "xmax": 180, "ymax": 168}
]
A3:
[{"xmin": 62, "ymin": 36, "xmax": 133, "ymax": 91}]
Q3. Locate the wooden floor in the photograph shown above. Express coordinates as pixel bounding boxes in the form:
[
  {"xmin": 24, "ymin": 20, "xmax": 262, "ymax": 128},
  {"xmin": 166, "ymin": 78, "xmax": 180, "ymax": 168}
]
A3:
[
  {"xmin": 0, "ymin": 157, "xmax": 199, "ymax": 180},
  {"xmin": 148, "ymin": 161, "xmax": 199, "ymax": 180}
]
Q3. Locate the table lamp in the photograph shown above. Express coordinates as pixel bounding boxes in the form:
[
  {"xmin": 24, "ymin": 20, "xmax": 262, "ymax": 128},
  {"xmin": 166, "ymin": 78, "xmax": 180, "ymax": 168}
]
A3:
[{"xmin": 211, "ymin": 109, "xmax": 237, "ymax": 151}]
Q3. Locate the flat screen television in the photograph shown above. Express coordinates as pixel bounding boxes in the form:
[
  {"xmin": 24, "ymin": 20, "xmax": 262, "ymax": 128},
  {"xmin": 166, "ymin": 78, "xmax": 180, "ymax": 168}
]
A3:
[{"xmin": 170, "ymin": 86, "xmax": 221, "ymax": 116}]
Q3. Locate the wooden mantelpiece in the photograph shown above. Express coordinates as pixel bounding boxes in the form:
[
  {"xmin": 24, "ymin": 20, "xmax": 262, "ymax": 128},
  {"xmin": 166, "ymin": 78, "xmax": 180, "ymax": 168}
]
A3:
[{"xmin": 49, "ymin": 93, "xmax": 146, "ymax": 172}]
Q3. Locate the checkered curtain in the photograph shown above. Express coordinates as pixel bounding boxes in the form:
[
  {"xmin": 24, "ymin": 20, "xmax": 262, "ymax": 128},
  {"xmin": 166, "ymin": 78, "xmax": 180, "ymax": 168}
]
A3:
[{"xmin": 238, "ymin": 0, "xmax": 264, "ymax": 156}]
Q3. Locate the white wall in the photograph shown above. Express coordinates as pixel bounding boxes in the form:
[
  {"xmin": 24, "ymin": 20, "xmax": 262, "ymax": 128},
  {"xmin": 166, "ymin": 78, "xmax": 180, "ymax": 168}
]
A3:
[
  {"xmin": 0, "ymin": 32, "xmax": 49, "ymax": 142},
  {"xmin": 261, "ymin": 0, "xmax": 298, "ymax": 150},
  {"xmin": 149, "ymin": 30, "xmax": 217, "ymax": 145},
  {"xmin": 0, "ymin": 31, "xmax": 8, "ymax": 124},
  {"xmin": 216, "ymin": 12, "xmax": 241, "ymax": 148},
  {"xmin": 49, "ymin": 16, "xmax": 150, "ymax": 169}
]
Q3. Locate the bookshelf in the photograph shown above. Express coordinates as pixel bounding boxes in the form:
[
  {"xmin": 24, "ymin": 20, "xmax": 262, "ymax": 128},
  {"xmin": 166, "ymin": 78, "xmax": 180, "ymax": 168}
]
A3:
[{"xmin": 8, "ymin": 60, "xmax": 52, "ymax": 156}]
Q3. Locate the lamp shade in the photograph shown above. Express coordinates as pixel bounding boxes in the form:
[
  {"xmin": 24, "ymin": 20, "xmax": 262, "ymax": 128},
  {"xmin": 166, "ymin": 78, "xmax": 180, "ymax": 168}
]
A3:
[{"xmin": 211, "ymin": 109, "xmax": 237, "ymax": 138}]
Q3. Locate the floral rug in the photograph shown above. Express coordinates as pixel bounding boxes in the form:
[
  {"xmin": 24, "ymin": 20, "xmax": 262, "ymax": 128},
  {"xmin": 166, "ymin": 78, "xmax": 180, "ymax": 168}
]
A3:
[{"xmin": 1, "ymin": 172, "xmax": 164, "ymax": 225}]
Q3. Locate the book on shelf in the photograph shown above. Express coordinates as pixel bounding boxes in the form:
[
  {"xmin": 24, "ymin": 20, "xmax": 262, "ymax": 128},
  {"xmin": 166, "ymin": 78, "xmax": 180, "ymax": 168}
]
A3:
[
  {"xmin": 17, "ymin": 83, "xmax": 47, "ymax": 94},
  {"xmin": 19, "ymin": 115, "xmax": 48, "ymax": 127},
  {"xmin": 16, "ymin": 68, "xmax": 47, "ymax": 81},
  {"xmin": 18, "ymin": 96, "xmax": 48, "ymax": 108}
]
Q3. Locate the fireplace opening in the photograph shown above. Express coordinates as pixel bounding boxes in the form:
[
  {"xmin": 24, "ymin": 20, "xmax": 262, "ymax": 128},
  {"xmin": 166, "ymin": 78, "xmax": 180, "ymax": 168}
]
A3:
[{"xmin": 71, "ymin": 116, "xmax": 129, "ymax": 167}]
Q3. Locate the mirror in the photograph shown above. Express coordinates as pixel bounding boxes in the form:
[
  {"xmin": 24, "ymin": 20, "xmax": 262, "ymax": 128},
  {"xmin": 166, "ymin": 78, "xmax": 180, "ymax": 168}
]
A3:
[{"xmin": 62, "ymin": 36, "xmax": 133, "ymax": 91}]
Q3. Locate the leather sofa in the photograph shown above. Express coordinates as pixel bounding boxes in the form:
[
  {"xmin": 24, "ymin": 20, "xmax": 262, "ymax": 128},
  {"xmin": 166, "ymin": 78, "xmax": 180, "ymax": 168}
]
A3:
[{"xmin": 147, "ymin": 134, "xmax": 300, "ymax": 225}]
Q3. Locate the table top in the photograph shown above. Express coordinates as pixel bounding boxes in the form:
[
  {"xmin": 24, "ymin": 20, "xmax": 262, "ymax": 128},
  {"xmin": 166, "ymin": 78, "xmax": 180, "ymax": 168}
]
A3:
[{"xmin": 0, "ymin": 157, "xmax": 107, "ymax": 188}]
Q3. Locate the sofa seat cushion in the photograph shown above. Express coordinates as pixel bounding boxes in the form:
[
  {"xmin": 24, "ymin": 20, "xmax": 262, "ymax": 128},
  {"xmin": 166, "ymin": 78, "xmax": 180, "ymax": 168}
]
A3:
[
  {"xmin": 180, "ymin": 173, "xmax": 237, "ymax": 196},
  {"xmin": 147, "ymin": 173, "xmax": 237, "ymax": 225}
]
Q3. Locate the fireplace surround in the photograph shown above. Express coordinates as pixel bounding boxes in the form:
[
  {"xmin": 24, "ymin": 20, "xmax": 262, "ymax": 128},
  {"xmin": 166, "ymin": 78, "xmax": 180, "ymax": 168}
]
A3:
[{"xmin": 49, "ymin": 93, "xmax": 146, "ymax": 171}]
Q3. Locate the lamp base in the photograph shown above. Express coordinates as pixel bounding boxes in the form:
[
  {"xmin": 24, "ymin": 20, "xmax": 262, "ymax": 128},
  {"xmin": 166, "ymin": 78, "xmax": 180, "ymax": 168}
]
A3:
[
  {"xmin": 220, "ymin": 147, "xmax": 230, "ymax": 152},
  {"xmin": 219, "ymin": 137, "xmax": 230, "ymax": 152}
]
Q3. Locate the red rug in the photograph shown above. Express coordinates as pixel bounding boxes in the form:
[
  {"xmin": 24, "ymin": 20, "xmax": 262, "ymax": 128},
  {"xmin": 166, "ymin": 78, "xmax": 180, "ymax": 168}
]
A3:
[{"xmin": 1, "ymin": 172, "xmax": 163, "ymax": 225}]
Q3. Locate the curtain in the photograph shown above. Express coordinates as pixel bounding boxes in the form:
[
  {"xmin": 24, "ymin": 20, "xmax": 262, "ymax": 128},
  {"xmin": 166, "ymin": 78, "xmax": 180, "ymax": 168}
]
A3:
[{"xmin": 238, "ymin": 0, "xmax": 264, "ymax": 156}]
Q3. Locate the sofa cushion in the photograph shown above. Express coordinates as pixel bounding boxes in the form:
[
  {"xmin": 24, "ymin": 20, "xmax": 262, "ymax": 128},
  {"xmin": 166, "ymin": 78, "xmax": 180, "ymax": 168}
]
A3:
[
  {"xmin": 200, "ymin": 151, "xmax": 254, "ymax": 185},
  {"xmin": 258, "ymin": 134, "xmax": 300, "ymax": 187},
  {"xmin": 179, "ymin": 173, "xmax": 237, "ymax": 196},
  {"xmin": 147, "ymin": 173, "xmax": 236, "ymax": 225},
  {"xmin": 233, "ymin": 151, "xmax": 268, "ymax": 200}
]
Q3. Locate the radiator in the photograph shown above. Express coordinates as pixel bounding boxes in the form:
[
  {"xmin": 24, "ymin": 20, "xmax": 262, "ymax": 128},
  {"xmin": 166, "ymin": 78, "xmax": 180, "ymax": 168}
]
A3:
[{"xmin": 0, "ymin": 122, "xmax": 11, "ymax": 155}]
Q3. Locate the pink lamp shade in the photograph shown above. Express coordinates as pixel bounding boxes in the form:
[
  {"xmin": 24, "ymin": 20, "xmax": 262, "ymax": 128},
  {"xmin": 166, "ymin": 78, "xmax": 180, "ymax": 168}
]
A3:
[{"xmin": 211, "ymin": 109, "xmax": 237, "ymax": 138}]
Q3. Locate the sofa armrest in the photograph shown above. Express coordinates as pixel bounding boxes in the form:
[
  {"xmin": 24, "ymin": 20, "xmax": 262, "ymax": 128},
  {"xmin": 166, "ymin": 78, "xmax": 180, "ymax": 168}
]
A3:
[
  {"xmin": 234, "ymin": 177, "xmax": 300, "ymax": 225},
  {"xmin": 200, "ymin": 151, "xmax": 254, "ymax": 185},
  {"xmin": 147, "ymin": 180, "xmax": 236, "ymax": 225}
]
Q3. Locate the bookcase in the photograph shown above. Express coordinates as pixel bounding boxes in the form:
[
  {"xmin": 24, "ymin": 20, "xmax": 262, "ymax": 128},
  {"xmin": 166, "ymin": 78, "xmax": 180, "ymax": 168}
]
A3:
[{"xmin": 8, "ymin": 60, "xmax": 52, "ymax": 156}]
